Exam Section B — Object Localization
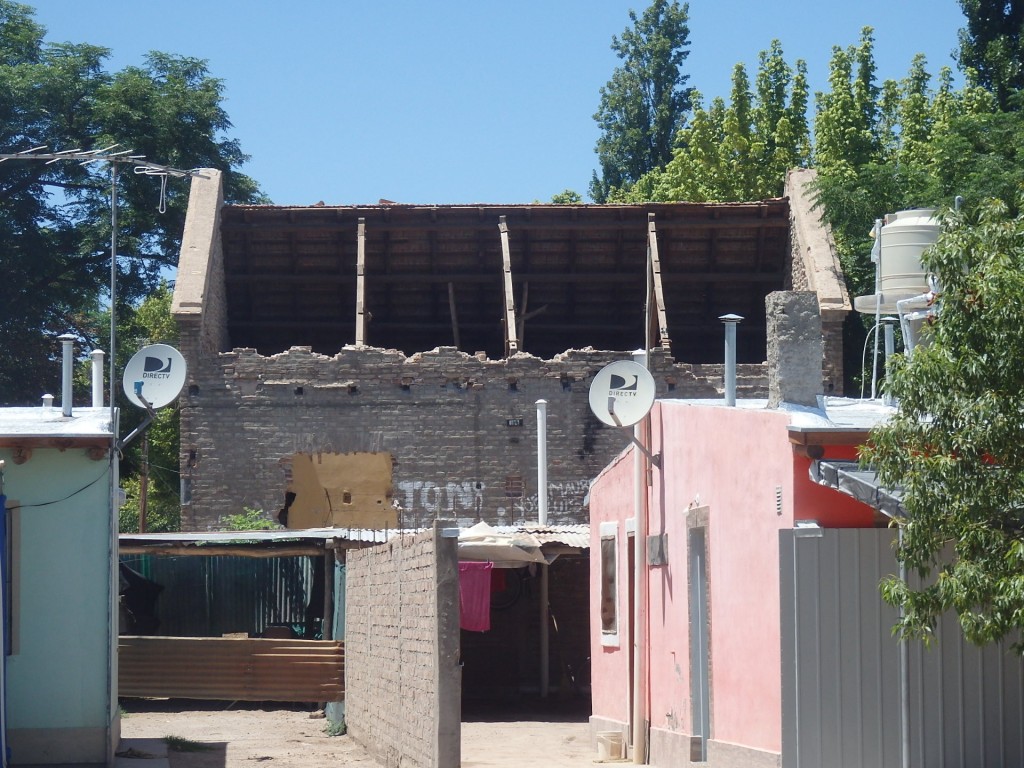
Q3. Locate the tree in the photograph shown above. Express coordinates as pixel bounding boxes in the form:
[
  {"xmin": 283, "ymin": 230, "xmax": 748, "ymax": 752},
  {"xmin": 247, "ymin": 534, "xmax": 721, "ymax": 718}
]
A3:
[
  {"xmin": 0, "ymin": 1, "xmax": 265, "ymax": 404},
  {"xmin": 612, "ymin": 41, "xmax": 809, "ymax": 203},
  {"xmin": 110, "ymin": 284, "xmax": 183, "ymax": 533},
  {"xmin": 864, "ymin": 197, "xmax": 1024, "ymax": 651},
  {"xmin": 590, "ymin": 0, "xmax": 693, "ymax": 202},
  {"xmin": 957, "ymin": 0, "xmax": 1024, "ymax": 110},
  {"xmin": 549, "ymin": 189, "xmax": 583, "ymax": 204}
]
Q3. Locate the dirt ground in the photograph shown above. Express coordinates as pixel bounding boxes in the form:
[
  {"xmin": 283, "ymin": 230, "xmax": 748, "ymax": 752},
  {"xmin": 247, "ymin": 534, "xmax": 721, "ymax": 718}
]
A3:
[{"xmin": 120, "ymin": 699, "xmax": 600, "ymax": 767}]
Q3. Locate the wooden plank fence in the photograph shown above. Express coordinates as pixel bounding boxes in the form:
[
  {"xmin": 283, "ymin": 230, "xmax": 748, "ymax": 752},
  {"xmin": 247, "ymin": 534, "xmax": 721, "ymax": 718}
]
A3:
[{"xmin": 119, "ymin": 636, "xmax": 344, "ymax": 702}]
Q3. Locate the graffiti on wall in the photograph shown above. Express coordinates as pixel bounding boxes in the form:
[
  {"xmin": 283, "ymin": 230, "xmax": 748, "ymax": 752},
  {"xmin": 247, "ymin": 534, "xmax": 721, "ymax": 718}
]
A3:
[
  {"xmin": 393, "ymin": 477, "xmax": 590, "ymax": 525},
  {"xmin": 506, "ymin": 479, "xmax": 591, "ymax": 521},
  {"xmin": 396, "ymin": 480, "xmax": 485, "ymax": 520}
]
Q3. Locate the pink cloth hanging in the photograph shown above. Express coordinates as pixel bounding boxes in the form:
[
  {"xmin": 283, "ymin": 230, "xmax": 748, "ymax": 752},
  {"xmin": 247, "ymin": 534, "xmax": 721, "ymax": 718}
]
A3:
[{"xmin": 459, "ymin": 562, "xmax": 493, "ymax": 632}]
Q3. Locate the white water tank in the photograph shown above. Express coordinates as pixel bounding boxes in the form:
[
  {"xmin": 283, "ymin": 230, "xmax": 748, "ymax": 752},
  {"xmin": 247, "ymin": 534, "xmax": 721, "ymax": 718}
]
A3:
[{"xmin": 854, "ymin": 208, "xmax": 939, "ymax": 314}]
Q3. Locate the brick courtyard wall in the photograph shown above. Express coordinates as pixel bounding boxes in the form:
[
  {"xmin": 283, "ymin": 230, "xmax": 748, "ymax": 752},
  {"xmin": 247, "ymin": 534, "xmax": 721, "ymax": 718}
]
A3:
[
  {"xmin": 176, "ymin": 344, "xmax": 768, "ymax": 530},
  {"xmin": 345, "ymin": 520, "xmax": 460, "ymax": 768}
]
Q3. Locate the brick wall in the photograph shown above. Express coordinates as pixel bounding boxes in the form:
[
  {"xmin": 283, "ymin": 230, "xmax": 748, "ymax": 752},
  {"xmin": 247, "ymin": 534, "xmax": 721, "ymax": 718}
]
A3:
[
  {"xmin": 178, "ymin": 344, "xmax": 769, "ymax": 530},
  {"xmin": 345, "ymin": 520, "xmax": 460, "ymax": 768}
]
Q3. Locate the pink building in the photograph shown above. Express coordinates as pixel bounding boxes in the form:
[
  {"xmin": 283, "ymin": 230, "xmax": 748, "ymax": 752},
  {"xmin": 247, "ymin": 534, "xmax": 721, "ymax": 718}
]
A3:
[
  {"xmin": 587, "ymin": 292, "xmax": 1024, "ymax": 767},
  {"xmin": 588, "ymin": 395, "xmax": 878, "ymax": 766}
]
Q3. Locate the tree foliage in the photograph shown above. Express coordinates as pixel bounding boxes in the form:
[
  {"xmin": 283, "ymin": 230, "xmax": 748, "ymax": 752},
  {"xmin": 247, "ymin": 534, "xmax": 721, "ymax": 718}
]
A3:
[
  {"xmin": 864, "ymin": 199, "xmax": 1024, "ymax": 650},
  {"xmin": 812, "ymin": 28, "xmax": 1003, "ymax": 302},
  {"xmin": 590, "ymin": 0, "xmax": 693, "ymax": 202},
  {"xmin": 113, "ymin": 284, "xmax": 182, "ymax": 533},
  {"xmin": 0, "ymin": 1, "xmax": 265, "ymax": 405},
  {"xmin": 957, "ymin": 0, "xmax": 1024, "ymax": 110},
  {"xmin": 614, "ymin": 40, "xmax": 809, "ymax": 203}
]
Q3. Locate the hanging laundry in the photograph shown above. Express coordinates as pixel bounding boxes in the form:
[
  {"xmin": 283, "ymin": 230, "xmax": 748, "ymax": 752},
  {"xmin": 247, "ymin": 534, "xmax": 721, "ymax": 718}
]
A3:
[{"xmin": 459, "ymin": 561, "xmax": 493, "ymax": 632}]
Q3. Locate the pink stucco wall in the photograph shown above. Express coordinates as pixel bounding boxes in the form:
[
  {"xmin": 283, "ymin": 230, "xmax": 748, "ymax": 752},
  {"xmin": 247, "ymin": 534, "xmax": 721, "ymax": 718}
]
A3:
[
  {"xmin": 589, "ymin": 446, "xmax": 635, "ymax": 728},
  {"xmin": 589, "ymin": 401, "xmax": 876, "ymax": 757}
]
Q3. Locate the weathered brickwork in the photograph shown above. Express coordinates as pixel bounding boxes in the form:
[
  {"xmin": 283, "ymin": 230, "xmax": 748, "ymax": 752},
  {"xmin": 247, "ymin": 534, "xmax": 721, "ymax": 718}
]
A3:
[
  {"xmin": 177, "ymin": 339, "xmax": 769, "ymax": 530},
  {"xmin": 345, "ymin": 521, "xmax": 460, "ymax": 768},
  {"xmin": 821, "ymin": 317, "xmax": 845, "ymax": 396}
]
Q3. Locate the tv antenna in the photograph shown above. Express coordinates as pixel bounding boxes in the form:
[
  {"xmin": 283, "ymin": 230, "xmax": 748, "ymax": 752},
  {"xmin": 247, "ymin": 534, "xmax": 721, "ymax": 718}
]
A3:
[{"xmin": 0, "ymin": 145, "xmax": 207, "ymax": 430}]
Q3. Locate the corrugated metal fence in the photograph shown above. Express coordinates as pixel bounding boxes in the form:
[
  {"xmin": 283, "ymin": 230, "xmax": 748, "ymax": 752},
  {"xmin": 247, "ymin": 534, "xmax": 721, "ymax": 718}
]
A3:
[
  {"xmin": 120, "ymin": 555, "xmax": 315, "ymax": 637},
  {"xmin": 119, "ymin": 636, "xmax": 343, "ymax": 702},
  {"xmin": 781, "ymin": 529, "xmax": 1024, "ymax": 768}
]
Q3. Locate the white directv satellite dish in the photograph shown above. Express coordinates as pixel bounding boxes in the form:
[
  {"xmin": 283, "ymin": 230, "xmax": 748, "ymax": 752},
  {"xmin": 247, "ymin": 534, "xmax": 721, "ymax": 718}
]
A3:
[
  {"xmin": 588, "ymin": 360, "xmax": 657, "ymax": 427},
  {"xmin": 122, "ymin": 344, "xmax": 187, "ymax": 409}
]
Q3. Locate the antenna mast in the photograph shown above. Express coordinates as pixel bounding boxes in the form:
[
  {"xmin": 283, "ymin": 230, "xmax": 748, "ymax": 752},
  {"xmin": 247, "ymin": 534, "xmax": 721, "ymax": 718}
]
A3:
[{"xmin": 0, "ymin": 146, "xmax": 207, "ymax": 430}]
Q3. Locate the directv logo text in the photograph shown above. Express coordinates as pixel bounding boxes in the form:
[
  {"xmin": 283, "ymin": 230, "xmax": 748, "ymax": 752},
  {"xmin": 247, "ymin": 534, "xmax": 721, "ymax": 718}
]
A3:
[
  {"xmin": 143, "ymin": 356, "xmax": 173, "ymax": 379},
  {"xmin": 609, "ymin": 373, "xmax": 639, "ymax": 397}
]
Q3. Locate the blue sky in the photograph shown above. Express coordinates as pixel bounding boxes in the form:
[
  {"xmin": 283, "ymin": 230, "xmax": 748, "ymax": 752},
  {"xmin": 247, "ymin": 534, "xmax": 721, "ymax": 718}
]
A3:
[{"xmin": 29, "ymin": 1, "xmax": 967, "ymax": 205}]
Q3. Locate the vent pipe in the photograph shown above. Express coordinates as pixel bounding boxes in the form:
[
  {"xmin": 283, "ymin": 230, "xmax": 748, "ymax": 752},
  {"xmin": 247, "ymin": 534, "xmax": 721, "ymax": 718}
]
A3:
[
  {"xmin": 536, "ymin": 399, "xmax": 548, "ymax": 526},
  {"xmin": 42, "ymin": 394, "xmax": 53, "ymax": 411},
  {"xmin": 58, "ymin": 333, "xmax": 76, "ymax": 417},
  {"xmin": 719, "ymin": 314, "xmax": 743, "ymax": 406},
  {"xmin": 90, "ymin": 349, "xmax": 105, "ymax": 408}
]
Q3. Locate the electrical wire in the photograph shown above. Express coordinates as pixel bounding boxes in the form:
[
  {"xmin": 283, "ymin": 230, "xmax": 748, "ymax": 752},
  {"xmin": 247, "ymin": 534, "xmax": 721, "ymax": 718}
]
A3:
[
  {"xmin": 860, "ymin": 322, "xmax": 881, "ymax": 400},
  {"xmin": 5, "ymin": 469, "xmax": 109, "ymax": 511}
]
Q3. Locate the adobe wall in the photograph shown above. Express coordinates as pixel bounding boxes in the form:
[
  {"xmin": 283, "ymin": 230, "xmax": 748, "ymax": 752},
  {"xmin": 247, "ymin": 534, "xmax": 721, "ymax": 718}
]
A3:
[
  {"xmin": 785, "ymin": 168, "xmax": 851, "ymax": 395},
  {"xmin": 176, "ymin": 341, "xmax": 768, "ymax": 530},
  {"xmin": 345, "ymin": 520, "xmax": 460, "ymax": 768}
]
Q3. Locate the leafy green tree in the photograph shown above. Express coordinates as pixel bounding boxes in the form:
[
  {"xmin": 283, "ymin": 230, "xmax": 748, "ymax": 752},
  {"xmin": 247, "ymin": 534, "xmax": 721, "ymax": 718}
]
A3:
[
  {"xmin": 615, "ymin": 41, "xmax": 808, "ymax": 203},
  {"xmin": 865, "ymin": 198, "xmax": 1024, "ymax": 651},
  {"xmin": 590, "ymin": 0, "xmax": 693, "ymax": 202},
  {"xmin": 814, "ymin": 28, "xmax": 882, "ymax": 179},
  {"xmin": 957, "ymin": 0, "xmax": 1024, "ymax": 110},
  {"xmin": 219, "ymin": 507, "xmax": 282, "ymax": 532},
  {"xmin": 550, "ymin": 189, "xmax": 583, "ymax": 204},
  {"xmin": 113, "ymin": 284, "xmax": 182, "ymax": 533},
  {"xmin": 0, "ymin": 1, "xmax": 265, "ymax": 404}
]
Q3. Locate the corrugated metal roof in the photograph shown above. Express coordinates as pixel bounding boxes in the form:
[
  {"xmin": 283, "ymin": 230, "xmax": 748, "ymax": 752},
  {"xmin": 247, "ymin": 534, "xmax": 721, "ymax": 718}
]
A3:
[
  {"xmin": 509, "ymin": 524, "xmax": 590, "ymax": 549},
  {"xmin": 121, "ymin": 523, "xmax": 589, "ymax": 550},
  {"xmin": 120, "ymin": 527, "xmax": 382, "ymax": 547}
]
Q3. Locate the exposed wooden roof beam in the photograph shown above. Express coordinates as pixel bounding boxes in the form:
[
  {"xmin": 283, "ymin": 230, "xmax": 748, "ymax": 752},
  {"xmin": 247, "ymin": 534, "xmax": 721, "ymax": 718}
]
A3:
[
  {"xmin": 647, "ymin": 213, "xmax": 671, "ymax": 354},
  {"xmin": 225, "ymin": 270, "xmax": 783, "ymax": 285},
  {"xmin": 498, "ymin": 216, "xmax": 519, "ymax": 355},
  {"xmin": 355, "ymin": 218, "xmax": 366, "ymax": 347},
  {"xmin": 219, "ymin": 215, "xmax": 790, "ymax": 233}
]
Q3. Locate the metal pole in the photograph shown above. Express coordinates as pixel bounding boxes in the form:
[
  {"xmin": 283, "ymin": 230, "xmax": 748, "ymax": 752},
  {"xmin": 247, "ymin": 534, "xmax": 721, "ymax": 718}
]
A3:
[
  {"xmin": 632, "ymin": 348, "xmax": 648, "ymax": 764},
  {"xmin": 109, "ymin": 165, "xmax": 118, "ymax": 431},
  {"xmin": 59, "ymin": 334, "xmax": 75, "ymax": 417},
  {"xmin": 899, "ymin": 526, "xmax": 910, "ymax": 768},
  {"xmin": 870, "ymin": 219, "xmax": 883, "ymax": 400},
  {"xmin": 719, "ymin": 314, "xmax": 743, "ymax": 406},
  {"xmin": 536, "ymin": 400, "xmax": 548, "ymax": 526},
  {"xmin": 91, "ymin": 349, "xmax": 105, "ymax": 408},
  {"xmin": 536, "ymin": 398, "xmax": 550, "ymax": 698},
  {"xmin": 139, "ymin": 432, "xmax": 149, "ymax": 533},
  {"xmin": 883, "ymin": 319, "xmax": 897, "ymax": 406}
]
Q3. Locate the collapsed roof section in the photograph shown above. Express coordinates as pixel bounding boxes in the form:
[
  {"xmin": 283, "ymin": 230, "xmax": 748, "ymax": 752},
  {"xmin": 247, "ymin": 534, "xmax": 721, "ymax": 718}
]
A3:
[{"xmin": 215, "ymin": 199, "xmax": 791, "ymax": 363}]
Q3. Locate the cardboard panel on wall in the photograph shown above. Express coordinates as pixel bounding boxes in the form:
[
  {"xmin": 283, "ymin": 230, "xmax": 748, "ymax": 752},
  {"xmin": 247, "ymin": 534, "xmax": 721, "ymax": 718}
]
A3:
[{"xmin": 287, "ymin": 452, "xmax": 396, "ymax": 529}]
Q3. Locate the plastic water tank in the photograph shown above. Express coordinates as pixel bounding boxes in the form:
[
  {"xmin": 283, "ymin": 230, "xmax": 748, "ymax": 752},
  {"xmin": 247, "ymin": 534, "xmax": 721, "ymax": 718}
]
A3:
[
  {"xmin": 854, "ymin": 208, "xmax": 938, "ymax": 313},
  {"xmin": 880, "ymin": 209, "xmax": 938, "ymax": 294}
]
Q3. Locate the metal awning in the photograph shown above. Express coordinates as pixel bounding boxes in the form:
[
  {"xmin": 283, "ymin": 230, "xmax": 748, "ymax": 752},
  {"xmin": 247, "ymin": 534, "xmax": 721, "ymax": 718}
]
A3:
[{"xmin": 811, "ymin": 460, "xmax": 906, "ymax": 518}]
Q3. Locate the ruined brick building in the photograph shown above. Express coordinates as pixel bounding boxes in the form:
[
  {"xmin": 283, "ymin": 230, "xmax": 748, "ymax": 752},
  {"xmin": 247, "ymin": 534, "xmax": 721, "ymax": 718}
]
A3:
[{"xmin": 171, "ymin": 168, "xmax": 849, "ymax": 531}]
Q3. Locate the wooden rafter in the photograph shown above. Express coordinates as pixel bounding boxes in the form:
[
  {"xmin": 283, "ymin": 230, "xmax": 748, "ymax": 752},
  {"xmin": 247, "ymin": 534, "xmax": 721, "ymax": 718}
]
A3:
[
  {"xmin": 647, "ymin": 214, "xmax": 671, "ymax": 354},
  {"xmin": 355, "ymin": 218, "xmax": 366, "ymax": 347},
  {"xmin": 498, "ymin": 216, "xmax": 519, "ymax": 355}
]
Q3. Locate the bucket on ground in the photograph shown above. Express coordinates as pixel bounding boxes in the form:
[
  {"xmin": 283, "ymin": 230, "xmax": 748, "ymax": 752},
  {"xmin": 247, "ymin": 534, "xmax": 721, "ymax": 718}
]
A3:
[{"xmin": 596, "ymin": 731, "xmax": 624, "ymax": 761}]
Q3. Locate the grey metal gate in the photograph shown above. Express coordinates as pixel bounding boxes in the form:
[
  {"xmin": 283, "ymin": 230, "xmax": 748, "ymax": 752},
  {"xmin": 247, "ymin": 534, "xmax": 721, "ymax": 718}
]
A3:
[{"xmin": 780, "ymin": 528, "xmax": 1024, "ymax": 768}]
